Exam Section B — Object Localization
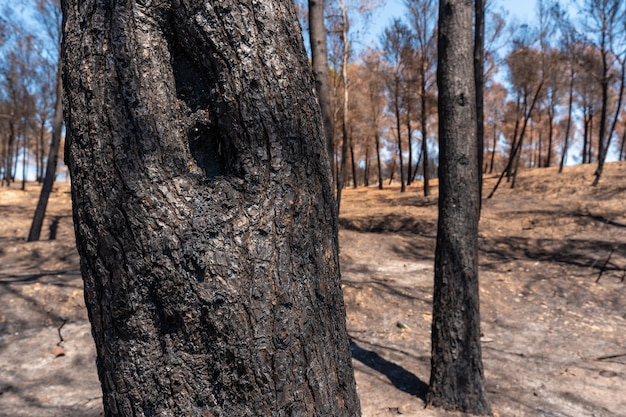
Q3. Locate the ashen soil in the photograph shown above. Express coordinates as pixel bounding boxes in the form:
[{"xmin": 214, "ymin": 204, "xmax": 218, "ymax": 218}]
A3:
[{"xmin": 1, "ymin": 162, "xmax": 625, "ymax": 417}]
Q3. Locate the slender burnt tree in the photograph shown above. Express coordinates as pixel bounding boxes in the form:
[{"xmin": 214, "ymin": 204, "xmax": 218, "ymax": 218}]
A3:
[
  {"xmin": 61, "ymin": 0, "xmax": 360, "ymax": 416},
  {"xmin": 406, "ymin": 0, "xmax": 437, "ymax": 197},
  {"xmin": 309, "ymin": 0, "xmax": 335, "ymax": 187},
  {"xmin": 475, "ymin": 0, "xmax": 485, "ymax": 201},
  {"xmin": 427, "ymin": 0, "xmax": 491, "ymax": 414},
  {"xmin": 28, "ymin": 0, "xmax": 63, "ymax": 242},
  {"xmin": 381, "ymin": 18, "xmax": 413, "ymax": 193}
]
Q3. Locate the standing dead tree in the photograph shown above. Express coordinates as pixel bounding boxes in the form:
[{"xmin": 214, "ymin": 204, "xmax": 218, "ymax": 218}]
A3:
[{"xmin": 62, "ymin": 0, "xmax": 360, "ymax": 415}]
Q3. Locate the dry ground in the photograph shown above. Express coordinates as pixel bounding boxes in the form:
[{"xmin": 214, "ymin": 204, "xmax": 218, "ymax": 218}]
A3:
[{"xmin": 1, "ymin": 162, "xmax": 625, "ymax": 417}]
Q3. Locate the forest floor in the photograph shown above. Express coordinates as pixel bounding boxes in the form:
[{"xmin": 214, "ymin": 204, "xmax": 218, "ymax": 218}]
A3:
[{"xmin": 0, "ymin": 162, "xmax": 625, "ymax": 417}]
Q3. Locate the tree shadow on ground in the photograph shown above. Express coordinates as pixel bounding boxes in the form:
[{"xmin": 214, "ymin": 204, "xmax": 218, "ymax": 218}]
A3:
[
  {"xmin": 47, "ymin": 215, "xmax": 72, "ymax": 240},
  {"xmin": 479, "ymin": 236, "xmax": 626, "ymax": 277},
  {"xmin": 377, "ymin": 194, "xmax": 438, "ymax": 209},
  {"xmin": 0, "ymin": 269, "xmax": 84, "ymax": 341},
  {"xmin": 384, "ymin": 227, "xmax": 626, "ymax": 283},
  {"xmin": 350, "ymin": 339, "xmax": 428, "ymax": 400},
  {"xmin": 342, "ymin": 275, "xmax": 432, "ymax": 304},
  {"xmin": 339, "ymin": 215, "xmax": 436, "ymax": 238}
]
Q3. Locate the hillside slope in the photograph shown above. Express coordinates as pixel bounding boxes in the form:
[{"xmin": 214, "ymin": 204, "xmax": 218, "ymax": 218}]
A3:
[{"xmin": 1, "ymin": 163, "xmax": 625, "ymax": 417}]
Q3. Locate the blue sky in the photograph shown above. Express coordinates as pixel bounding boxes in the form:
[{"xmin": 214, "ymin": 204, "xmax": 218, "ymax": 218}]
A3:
[
  {"xmin": 381, "ymin": 0, "xmax": 539, "ymax": 21},
  {"xmin": 367, "ymin": 0, "xmax": 538, "ymax": 46}
]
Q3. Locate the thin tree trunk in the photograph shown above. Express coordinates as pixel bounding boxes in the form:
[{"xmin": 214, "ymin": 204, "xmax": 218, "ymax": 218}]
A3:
[
  {"xmin": 559, "ymin": 68, "xmax": 575, "ymax": 173},
  {"xmin": 6, "ymin": 118, "xmax": 16, "ymax": 185},
  {"xmin": 583, "ymin": 111, "xmax": 591, "ymax": 164},
  {"xmin": 510, "ymin": 81, "xmax": 544, "ymax": 189},
  {"xmin": 395, "ymin": 90, "xmax": 406, "ymax": 192},
  {"xmin": 428, "ymin": 0, "xmax": 491, "ymax": 413},
  {"xmin": 28, "ymin": 69, "xmax": 63, "ymax": 242},
  {"xmin": 37, "ymin": 118, "xmax": 47, "ymax": 182},
  {"xmin": 375, "ymin": 131, "xmax": 383, "ymax": 189},
  {"xmin": 413, "ymin": 147, "xmax": 423, "ymax": 183},
  {"xmin": 21, "ymin": 133, "xmax": 28, "ymax": 190},
  {"xmin": 350, "ymin": 132, "xmax": 357, "ymax": 188},
  {"xmin": 546, "ymin": 112, "xmax": 553, "ymax": 167},
  {"xmin": 594, "ymin": 56, "xmax": 625, "ymax": 185},
  {"xmin": 407, "ymin": 116, "xmax": 413, "ymax": 186},
  {"xmin": 363, "ymin": 144, "xmax": 370, "ymax": 187},
  {"xmin": 61, "ymin": 1, "xmax": 360, "ymax": 415},
  {"xmin": 534, "ymin": 121, "xmax": 541, "ymax": 168},
  {"xmin": 488, "ymin": 81, "xmax": 543, "ymax": 198},
  {"xmin": 474, "ymin": 0, "xmax": 485, "ymax": 206},
  {"xmin": 618, "ymin": 126, "xmax": 626, "ymax": 161},
  {"xmin": 309, "ymin": 0, "xmax": 335, "ymax": 190},
  {"xmin": 489, "ymin": 120, "xmax": 497, "ymax": 174},
  {"xmin": 505, "ymin": 95, "xmax": 522, "ymax": 181},
  {"xmin": 388, "ymin": 158, "xmax": 396, "ymax": 185},
  {"xmin": 336, "ymin": 0, "xmax": 350, "ymax": 210},
  {"xmin": 420, "ymin": 73, "xmax": 430, "ymax": 196},
  {"xmin": 11, "ymin": 122, "xmax": 20, "ymax": 182},
  {"xmin": 593, "ymin": 41, "xmax": 611, "ymax": 182}
]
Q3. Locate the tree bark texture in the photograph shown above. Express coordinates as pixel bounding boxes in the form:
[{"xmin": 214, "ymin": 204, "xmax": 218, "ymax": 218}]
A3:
[
  {"xmin": 61, "ymin": 1, "xmax": 359, "ymax": 416},
  {"xmin": 428, "ymin": 0, "xmax": 491, "ymax": 414}
]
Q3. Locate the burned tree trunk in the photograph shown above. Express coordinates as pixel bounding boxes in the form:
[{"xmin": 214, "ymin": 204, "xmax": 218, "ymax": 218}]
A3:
[
  {"xmin": 28, "ymin": 67, "xmax": 63, "ymax": 242},
  {"xmin": 427, "ymin": 0, "xmax": 491, "ymax": 414},
  {"xmin": 309, "ymin": 0, "xmax": 335, "ymax": 185},
  {"xmin": 61, "ymin": 0, "xmax": 360, "ymax": 416}
]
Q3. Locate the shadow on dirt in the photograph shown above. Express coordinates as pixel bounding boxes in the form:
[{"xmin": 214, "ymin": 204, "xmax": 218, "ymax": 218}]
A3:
[
  {"xmin": 48, "ymin": 215, "xmax": 72, "ymax": 240},
  {"xmin": 0, "ymin": 269, "xmax": 84, "ymax": 340},
  {"xmin": 378, "ymin": 194, "xmax": 438, "ymax": 209},
  {"xmin": 348, "ymin": 209, "xmax": 626, "ymax": 283},
  {"xmin": 479, "ymin": 236, "xmax": 626, "ymax": 278},
  {"xmin": 339, "ymin": 215, "xmax": 436, "ymax": 237},
  {"xmin": 342, "ymin": 276, "xmax": 432, "ymax": 304},
  {"xmin": 350, "ymin": 339, "xmax": 429, "ymax": 400}
]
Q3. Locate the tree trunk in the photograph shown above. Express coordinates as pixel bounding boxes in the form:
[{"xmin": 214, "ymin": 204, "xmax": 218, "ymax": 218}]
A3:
[
  {"xmin": 474, "ymin": 0, "xmax": 485, "ymax": 204},
  {"xmin": 363, "ymin": 144, "xmax": 370, "ymax": 187},
  {"xmin": 37, "ymin": 117, "xmax": 47, "ymax": 182},
  {"xmin": 388, "ymin": 158, "xmax": 397, "ymax": 185},
  {"xmin": 533, "ymin": 121, "xmax": 540, "ymax": 168},
  {"xmin": 21, "ymin": 133, "xmax": 28, "ymax": 190},
  {"xmin": 336, "ymin": 0, "xmax": 350, "ymax": 210},
  {"xmin": 61, "ymin": 1, "xmax": 360, "ymax": 416},
  {"xmin": 546, "ymin": 112, "xmax": 553, "ymax": 167},
  {"xmin": 489, "ymin": 120, "xmax": 497, "ymax": 174},
  {"xmin": 584, "ymin": 113, "xmax": 590, "ymax": 164},
  {"xmin": 428, "ymin": 1, "xmax": 491, "ymax": 413},
  {"xmin": 28, "ymin": 66, "xmax": 63, "ymax": 242},
  {"xmin": 407, "ymin": 116, "xmax": 413, "ymax": 186},
  {"xmin": 593, "ymin": 52, "xmax": 610, "ymax": 183},
  {"xmin": 559, "ymin": 68, "xmax": 575, "ymax": 173},
  {"xmin": 4, "ymin": 118, "xmax": 16, "ymax": 185},
  {"xmin": 394, "ymin": 82, "xmax": 406, "ymax": 193},
  {"xmin": 510, "ymin": 82, "xmax": 543, "ymax": 190},
  {"xmin": 350, "ymin": 132, "xmax": 357, "ymax": 188},
  {"xmin": 309, "ymin": 0, "xmax": 335, "ymax": 188},
  {"xmin": 375, "ymin": 131, "xmax": 383, "ymax": 189},
  {"xmin": 594, "ymin": 56, "xmax": 625, "ymax": 185},
  {"xmin": 413, "ymin": 148, "xmax": 423, "ymax": 183},
  {"xmin": 617, "ymin": 126, "xmax": 626, "ymax": 161},
  {"xmin": 420, "ymin": 72, "xmax": 430, "ymax": 196}
]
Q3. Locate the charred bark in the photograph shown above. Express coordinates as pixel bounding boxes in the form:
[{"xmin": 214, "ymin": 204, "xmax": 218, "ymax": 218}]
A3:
[
  {"xmin": 428, "ymin": 0, "xmax": 491, "ymax": 414},
  {"xmin": 62, "ymin": 1, "xmax": 359, "ymax": 416}
]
